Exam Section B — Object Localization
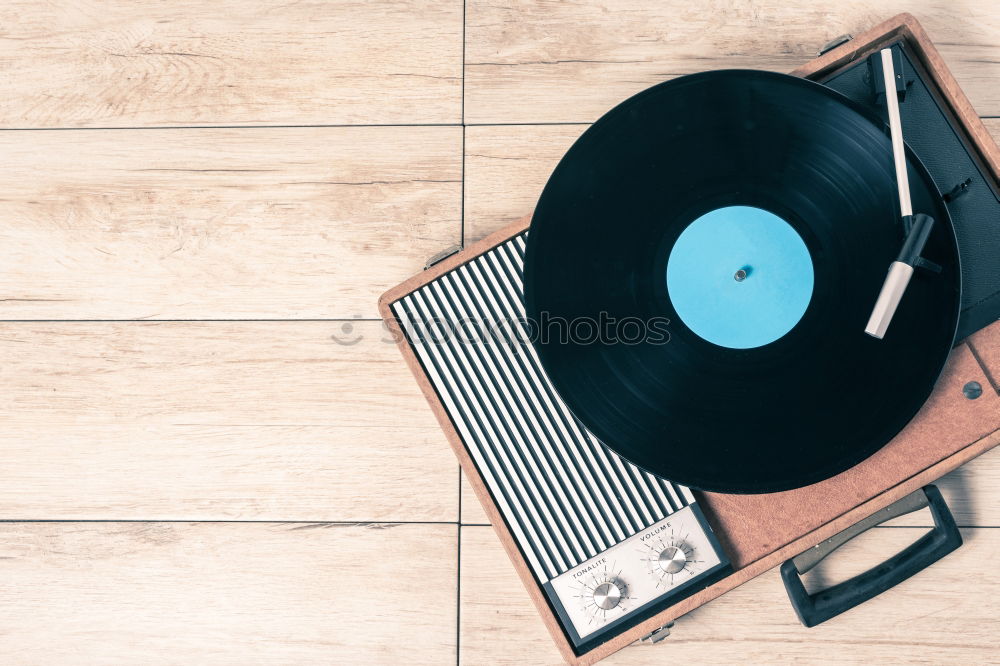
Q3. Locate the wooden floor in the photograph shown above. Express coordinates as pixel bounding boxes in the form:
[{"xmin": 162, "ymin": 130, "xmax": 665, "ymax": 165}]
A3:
[{"xmin": 1, "ymin": 2, "xmax": 998, "ymax": 663}]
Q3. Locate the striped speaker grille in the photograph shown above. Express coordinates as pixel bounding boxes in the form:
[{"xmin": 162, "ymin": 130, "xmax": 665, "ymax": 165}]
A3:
[{"xmin": 392, "ymin": 233, "xmax": 695, "ymax": 581}]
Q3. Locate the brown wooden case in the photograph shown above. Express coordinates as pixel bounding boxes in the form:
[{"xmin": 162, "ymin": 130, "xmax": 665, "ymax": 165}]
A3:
[{"xmin": 379, "ymin": 14, "xmax": 1000, "ymax": 665}]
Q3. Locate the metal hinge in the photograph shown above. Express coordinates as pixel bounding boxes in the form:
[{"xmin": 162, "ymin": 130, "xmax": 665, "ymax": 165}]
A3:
[
  {"xmin": 818, "ymin": 33, "xmax": 853, "ymax": 56},
  {"xmin": 639, "ymin": 621, "xmax": 674, "ymax": 644},
  {"xmin": 790, "ymin": 489, "xmax": 928, "ymax": 574},
  {"xmin": 424, "ymin": 244, "xmax": 464, "ymax": 270}
]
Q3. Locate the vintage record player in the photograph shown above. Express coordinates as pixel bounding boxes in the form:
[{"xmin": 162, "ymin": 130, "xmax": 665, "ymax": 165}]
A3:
[{"xmin": 379, "ymin": 14, "xmax": 1000, "ymax": 665}]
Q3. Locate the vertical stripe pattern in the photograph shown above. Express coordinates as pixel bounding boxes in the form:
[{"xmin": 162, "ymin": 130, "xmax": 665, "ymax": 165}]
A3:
[{"xmin": 392, "ymin": 233, "xmax": 694, "ymax": 581}]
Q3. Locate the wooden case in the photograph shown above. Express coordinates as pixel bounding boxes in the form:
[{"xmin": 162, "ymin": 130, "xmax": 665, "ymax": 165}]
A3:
[{"xmin": 379, "ymin": 14, "xmax": 1000, "ymax": 665}]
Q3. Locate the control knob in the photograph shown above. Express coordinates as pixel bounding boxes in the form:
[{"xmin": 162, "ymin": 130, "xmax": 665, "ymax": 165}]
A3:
[
  {"xmin": 657, "ymin": 544, "xmax": 689, "ymax": 574},
  {"xmin": 590, "ymin": 577, "xmax": 627, "ymax": 611}
]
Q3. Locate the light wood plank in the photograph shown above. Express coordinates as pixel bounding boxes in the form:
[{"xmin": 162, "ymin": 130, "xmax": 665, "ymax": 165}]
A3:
[
  {"xmin": 0, "ymin": 0, "xmax": 462, "ymax": 127},
  {"xmin": 460, "ymin": 525, "xmax": 1000, "ymax": 664},
  {"xmin": 0, "ymin": 126, "xmax": 460, "ymax": 319},
  {"xmin": 465, "ymin": 121, "xmax": 1000, "ymax": 245},
  {"xmin": 0, "ymin": 322, "xmax": 457, "ymax": 521},
  {"xmin": 461, "ymin": 470, "xmax": 490, "ymax": 525},
  {"xmin": 461, "ymin": 447, "xmax": 1000, "ymax": 527},
  {"xmin": 463, "ymin": 124, "xmax": 586, "ymax": 244},
  {"xmin": 465, "ymin": 1, "xmax": 1000, "ymax": 123},
  {"xmin": 0, "ymin": 522, "xmax": 456, "ymax": 664}
]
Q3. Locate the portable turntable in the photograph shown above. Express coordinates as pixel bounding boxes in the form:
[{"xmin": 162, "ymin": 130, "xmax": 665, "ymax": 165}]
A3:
[{"xmin": 380, "ymin": 14, "xmax": 1000, "ymax": 665}]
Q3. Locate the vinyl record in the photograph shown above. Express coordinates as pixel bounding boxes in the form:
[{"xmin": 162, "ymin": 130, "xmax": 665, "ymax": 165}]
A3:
[{"xmin": 523, "ymin": 69, "xmax": 960, "ymax": 494}]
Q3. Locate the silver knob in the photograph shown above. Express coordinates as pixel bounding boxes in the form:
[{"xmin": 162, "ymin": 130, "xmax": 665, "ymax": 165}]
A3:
[
  {"xmin": 592, "ymin": 579, "xmax": 626, "ymax": 610},
  {"xmin": 658, "ymin": 545, "xmax": 689, "ymax": 574}
]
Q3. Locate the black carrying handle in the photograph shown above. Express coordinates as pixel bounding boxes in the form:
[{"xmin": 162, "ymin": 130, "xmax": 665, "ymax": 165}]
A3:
[{"xmin": 780, "ymin": 485, "xmax": 962, "ymax": 627}]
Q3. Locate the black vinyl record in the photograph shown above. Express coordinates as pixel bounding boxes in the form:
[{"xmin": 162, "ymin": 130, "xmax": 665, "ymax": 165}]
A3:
[{"xmin": 523, "ymin": 70, "xmax": 960, "ymax": 494}]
